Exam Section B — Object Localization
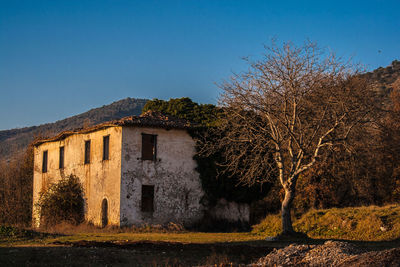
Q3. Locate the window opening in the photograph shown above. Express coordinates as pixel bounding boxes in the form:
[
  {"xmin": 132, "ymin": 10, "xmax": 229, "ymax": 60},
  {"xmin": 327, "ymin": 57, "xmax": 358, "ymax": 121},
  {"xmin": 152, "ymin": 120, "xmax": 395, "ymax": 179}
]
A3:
[
  {"xmin": 42, "ymin": 150, "xmax": 48, "ymax": 173},
  {"xmin": 59, "ymin": 146, "xmax": 64, "ymax": 169},
  {"xmin": 141, "ymin": 185, "xmax": 154, "ymax": 212},
  {"xmin": 84, "ymin": 140, "xmax": 91, "ymax": 164},
  {"xmin": 141, "ymin": 134, "xmax": 156, "ymax": 161},
  {"xmin": 103, "ymin": 136, "xmax": 110, "ymax": 160}
]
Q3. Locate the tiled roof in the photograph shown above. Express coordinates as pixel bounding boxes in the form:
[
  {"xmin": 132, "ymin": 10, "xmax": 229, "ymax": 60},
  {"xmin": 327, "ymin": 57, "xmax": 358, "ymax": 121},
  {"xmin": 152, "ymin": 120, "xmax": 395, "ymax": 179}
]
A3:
[
  {"xmin": 112, "ymin": 110, "xmax": 192, "ymax": 129},
  {"xmin": 33, "ymin": 111, "xmax": 193, "ymax": 146}
]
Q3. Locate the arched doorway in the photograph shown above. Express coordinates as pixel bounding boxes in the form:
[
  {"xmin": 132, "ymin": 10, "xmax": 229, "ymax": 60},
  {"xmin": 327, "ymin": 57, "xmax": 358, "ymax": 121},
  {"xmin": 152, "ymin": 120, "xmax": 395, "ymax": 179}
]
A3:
[{"xmin": 101, "ymin": 198, "xmax": 108, "ymax": 228}]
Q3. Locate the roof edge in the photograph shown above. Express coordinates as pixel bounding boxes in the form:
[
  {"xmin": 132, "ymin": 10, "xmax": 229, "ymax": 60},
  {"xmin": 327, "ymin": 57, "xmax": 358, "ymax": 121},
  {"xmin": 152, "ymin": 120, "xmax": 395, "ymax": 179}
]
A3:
[{"xmin": 33, "ymin": 111, "xmax": 194, "ymax": 146}]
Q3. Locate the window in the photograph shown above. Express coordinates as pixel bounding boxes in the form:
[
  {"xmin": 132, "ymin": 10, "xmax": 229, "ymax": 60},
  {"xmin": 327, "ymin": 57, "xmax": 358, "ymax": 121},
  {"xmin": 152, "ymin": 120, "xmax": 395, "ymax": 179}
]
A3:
[
  {"xmin": 103, "ymin": 136, "xmax": 110, "ymax": 160},
  {"xmin": 84, "ymin": 140, "xmax": 91, "ymax": 164},
  {"xmin": 59, "ymin": 146, "xmax": 64, "ymax": 169},
  {"xmin": 141, "ymin": 185, "xmax": 154, "ymax": 212},
  {"xmin": 141, "ymin": 134, "xmax": 156, "ymax": 160},
  {"xmin": 42, "ymin": 150, "xmax": 48, "ymax": 173}
]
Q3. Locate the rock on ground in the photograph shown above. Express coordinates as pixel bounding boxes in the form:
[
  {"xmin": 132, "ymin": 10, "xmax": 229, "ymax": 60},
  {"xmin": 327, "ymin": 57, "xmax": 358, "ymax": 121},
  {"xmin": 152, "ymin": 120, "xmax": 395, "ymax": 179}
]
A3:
[
  {"xmin": 252, "ymin": 241, "xmax": 400, "ymax": 267},
  {"xmin": 339, "ymin": 247, "xmax": 400, "ymax": 267}
]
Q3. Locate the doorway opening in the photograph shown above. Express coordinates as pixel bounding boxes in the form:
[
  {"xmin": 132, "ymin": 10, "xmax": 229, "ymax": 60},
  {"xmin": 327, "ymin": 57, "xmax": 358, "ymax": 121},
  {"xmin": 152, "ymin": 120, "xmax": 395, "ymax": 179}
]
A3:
[{"xmin": 101, "ymin": 198, "xmax": 108, "ymax": 227}]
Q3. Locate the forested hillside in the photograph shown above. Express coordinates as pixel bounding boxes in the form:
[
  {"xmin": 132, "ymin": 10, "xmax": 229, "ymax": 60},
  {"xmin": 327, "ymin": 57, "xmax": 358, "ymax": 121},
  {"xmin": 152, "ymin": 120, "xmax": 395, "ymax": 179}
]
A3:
[
  {"xmin": 0, "ymin": 98, "xmax": 147, "ymax": 162},
  {"xmin": 362, "ymin": 60, "xmax": 400, "ymax": 95}
]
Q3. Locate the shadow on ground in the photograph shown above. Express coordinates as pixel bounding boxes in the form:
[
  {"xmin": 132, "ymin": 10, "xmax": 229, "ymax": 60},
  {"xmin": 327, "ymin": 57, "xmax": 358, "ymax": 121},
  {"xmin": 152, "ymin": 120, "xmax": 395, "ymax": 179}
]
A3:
[
  {"xmin": 0, "ymin": 240, "xmax": 272, "ymax": 266},
  {"xmin": 1, "ymin": 238, "xmax": 400, "ymax": 266}
]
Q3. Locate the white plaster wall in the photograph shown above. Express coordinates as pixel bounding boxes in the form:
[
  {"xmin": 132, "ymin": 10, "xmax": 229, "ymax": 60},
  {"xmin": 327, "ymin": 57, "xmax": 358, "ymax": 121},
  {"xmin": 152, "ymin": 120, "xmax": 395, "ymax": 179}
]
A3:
[
  {"xmin": 32, "ymin": 127, "xmax": 122, "ymax": 227},
  {"xmin": 120, "ymin": 127, "xmax": 204, "ymax": 226}
]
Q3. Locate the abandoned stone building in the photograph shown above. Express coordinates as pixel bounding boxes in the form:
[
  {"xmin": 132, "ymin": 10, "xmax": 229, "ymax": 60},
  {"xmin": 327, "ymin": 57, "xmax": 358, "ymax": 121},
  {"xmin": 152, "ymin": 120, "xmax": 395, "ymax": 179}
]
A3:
[{"xmin": 32, "ymin": 111, "xmax": 206, "ymax": 227}]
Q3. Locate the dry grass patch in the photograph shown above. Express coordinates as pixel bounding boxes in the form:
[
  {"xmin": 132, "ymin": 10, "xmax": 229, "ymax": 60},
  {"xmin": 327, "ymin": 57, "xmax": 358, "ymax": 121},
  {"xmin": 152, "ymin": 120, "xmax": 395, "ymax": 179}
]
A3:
[
  {"xmin": 42, "ymin": 221, "xmax": 186, "ymax": 235},
  {"xmin": 45, "ymin": 232, "xmax": 264, "ymax": 245},
  {"xmin": 1, "ymin": 224, "xmax": 264, "ymax": 246},
  {"xmin": 253, "ymin": 204, "xmax": 400, "ymax": 241}
]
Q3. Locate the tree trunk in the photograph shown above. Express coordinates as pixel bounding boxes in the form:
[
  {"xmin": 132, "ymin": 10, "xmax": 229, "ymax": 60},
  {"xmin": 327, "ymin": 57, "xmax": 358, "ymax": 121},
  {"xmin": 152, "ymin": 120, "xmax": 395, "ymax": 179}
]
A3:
[{"xmin": 281, "ymin": 179, "xmax": 297, "ymax": 234}]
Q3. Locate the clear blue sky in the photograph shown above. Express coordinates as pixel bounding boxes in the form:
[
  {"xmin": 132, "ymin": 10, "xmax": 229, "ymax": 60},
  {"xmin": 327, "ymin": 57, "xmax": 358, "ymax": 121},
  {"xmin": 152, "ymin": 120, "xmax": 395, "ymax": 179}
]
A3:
[{"xmin": 1, "ymin": 0, "xmax": 399, "ymax": 130}]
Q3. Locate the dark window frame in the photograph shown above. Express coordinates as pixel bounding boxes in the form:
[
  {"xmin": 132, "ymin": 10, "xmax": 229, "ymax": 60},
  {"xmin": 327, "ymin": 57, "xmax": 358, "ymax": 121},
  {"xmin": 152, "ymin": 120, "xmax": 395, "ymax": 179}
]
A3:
[
  {"xmin": 141, "ymin": 133, "xmax": 157, "ymax": 161},
  {"xmin": 42, "ymin": 150, "xmax": 48, "ymax": 173},
  {"xmin": 84, "ymin": 140, "xmax": 91, "ymax": 164},
  {"xmin": 103, "ymin": 135, "xmax": 110, "ymax": 161},
  {"xmin": 59, "ymin": 146, "xmax": 64, "ymax": 169},
  {"xmin": 141, "ymin": 185, "xmax": 155, "ymax": 212}
]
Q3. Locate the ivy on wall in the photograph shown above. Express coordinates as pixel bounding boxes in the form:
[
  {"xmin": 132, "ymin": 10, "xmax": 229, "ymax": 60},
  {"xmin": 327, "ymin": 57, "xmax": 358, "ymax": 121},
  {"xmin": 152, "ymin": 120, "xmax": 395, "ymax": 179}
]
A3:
[{"xmin": 143, "ymin": 97, "xmax": 272, "ymax": 206}]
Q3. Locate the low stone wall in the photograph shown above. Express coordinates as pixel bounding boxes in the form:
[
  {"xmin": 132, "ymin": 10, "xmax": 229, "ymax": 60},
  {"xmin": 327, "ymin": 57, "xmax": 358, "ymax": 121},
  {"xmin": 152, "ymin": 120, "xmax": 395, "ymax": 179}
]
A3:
[{"xmin": 208, "ymin": 198, "xmax": 250, "ymax": 223}]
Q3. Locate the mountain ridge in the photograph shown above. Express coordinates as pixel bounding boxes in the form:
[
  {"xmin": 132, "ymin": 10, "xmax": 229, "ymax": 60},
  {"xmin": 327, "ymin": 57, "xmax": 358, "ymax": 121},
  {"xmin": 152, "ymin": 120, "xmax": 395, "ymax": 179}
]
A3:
[{"xmin": 0, "ymin": 97, "xmax": 148, "ymax": 161}]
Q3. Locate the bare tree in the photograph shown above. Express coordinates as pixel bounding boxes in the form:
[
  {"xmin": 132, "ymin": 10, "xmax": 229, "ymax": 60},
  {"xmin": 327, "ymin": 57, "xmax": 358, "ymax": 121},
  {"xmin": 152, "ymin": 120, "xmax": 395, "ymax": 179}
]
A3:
[
  {"xmin": 0, "ymin": 144, "xmax": 34, "ymax": 226},
  {"xmin": 213, "ymin": 41, "xmax": 374, "ymax": 235}
]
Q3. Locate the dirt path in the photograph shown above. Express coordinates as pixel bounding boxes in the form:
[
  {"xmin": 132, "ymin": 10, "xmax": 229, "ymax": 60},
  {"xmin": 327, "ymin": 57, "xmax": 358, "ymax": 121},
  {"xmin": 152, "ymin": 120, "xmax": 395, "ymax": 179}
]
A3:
[{"xmin": 0, "ymin": 240, "xmax": 273, "ymax": 266}]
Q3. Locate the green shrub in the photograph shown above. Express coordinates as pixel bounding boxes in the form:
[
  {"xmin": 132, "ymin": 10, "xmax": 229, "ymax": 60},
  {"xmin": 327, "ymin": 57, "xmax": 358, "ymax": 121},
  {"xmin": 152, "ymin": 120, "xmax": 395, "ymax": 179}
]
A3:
[{"xmin": 36, "ymin": 175, "xmax": 84, "ymax": 227}]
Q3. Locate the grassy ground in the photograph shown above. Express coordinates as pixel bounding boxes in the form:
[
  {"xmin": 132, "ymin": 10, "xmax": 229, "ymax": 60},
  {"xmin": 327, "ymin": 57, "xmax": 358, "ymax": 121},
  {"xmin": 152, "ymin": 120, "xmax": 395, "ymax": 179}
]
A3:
[
  {"xmin": 2, "ymin": 204, "xmax": 400, "ymax": 265},
  {"xmin": 0, "ymin": 227, "xmax": 265, "ymax": 246},
  {"xmin": 0, "ymin": 229, "xmax": 275, "ymax": 266},
  {"xmin": 252, "ymin": 204, "xmax": 400, "ymax": 241}
]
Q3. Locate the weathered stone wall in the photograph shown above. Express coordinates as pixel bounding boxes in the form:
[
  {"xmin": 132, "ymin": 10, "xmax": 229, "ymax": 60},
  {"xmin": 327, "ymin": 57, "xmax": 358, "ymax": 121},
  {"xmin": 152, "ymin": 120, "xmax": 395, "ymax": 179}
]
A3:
[
  {"xmin": 120, "ymin": 127, "xmax": 204, "ymax": 226},
  {"xmin": 32, "ymin": 127, "xmax": 122, "ymax": 227},
  {"xmin": 208, "ymin": 198, "xmax": 250, "ymax": 223}
]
